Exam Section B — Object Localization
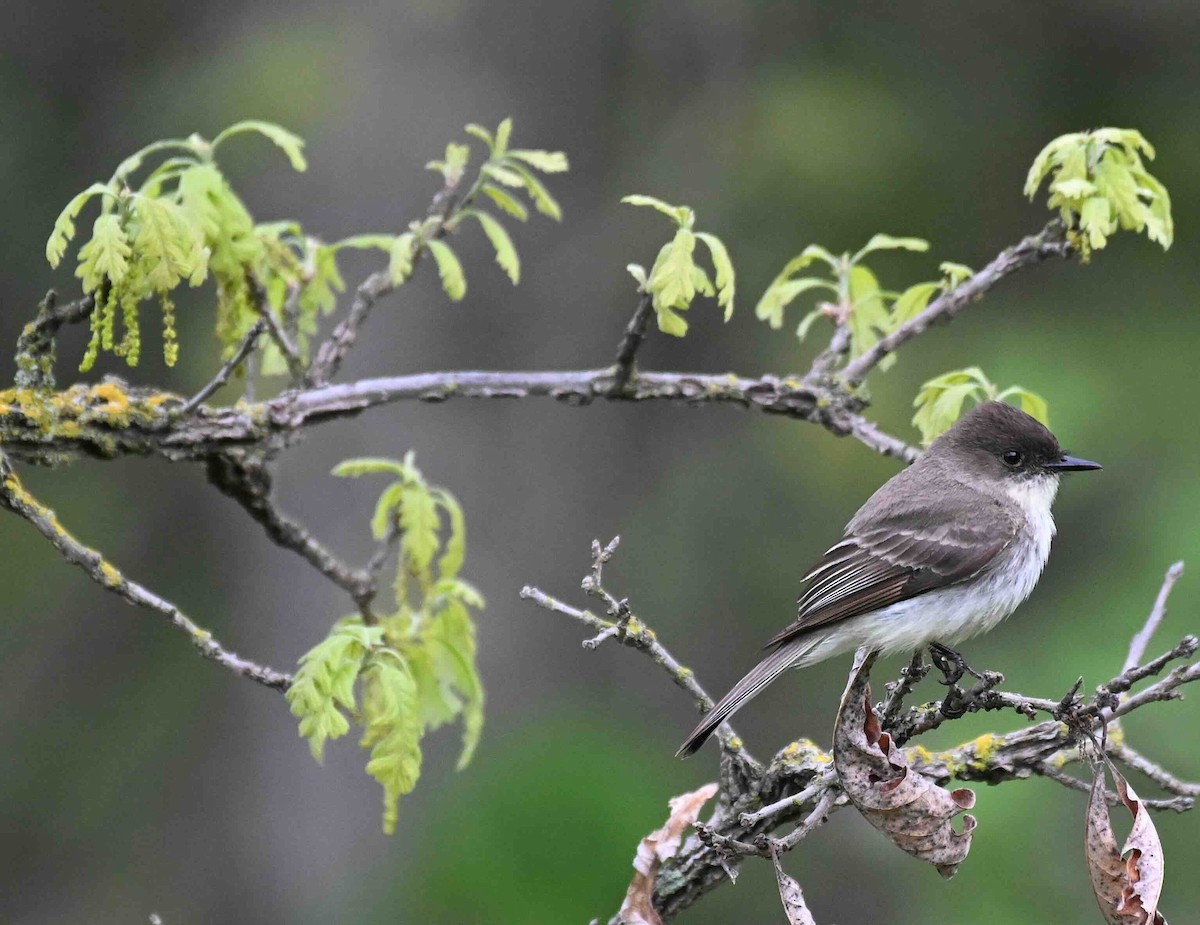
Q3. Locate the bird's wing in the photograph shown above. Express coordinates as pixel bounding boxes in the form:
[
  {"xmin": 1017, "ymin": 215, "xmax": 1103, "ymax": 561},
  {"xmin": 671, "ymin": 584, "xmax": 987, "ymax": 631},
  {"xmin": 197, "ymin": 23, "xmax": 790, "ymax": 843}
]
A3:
[{"xmin": 763, "ymin": 493, "xmax": 1019, "ymax": 651}]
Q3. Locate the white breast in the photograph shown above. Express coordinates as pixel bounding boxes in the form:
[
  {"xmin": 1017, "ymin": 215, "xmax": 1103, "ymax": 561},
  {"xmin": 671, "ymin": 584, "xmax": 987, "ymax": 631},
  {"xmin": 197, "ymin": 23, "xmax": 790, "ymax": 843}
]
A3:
[{"xmin": 792, "ymin": 474, "xmax": 1060, "ymax": 664}]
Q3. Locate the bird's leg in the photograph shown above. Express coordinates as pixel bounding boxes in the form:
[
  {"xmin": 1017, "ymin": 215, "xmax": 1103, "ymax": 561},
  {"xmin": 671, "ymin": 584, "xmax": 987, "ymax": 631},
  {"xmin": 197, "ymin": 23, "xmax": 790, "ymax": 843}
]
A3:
[
  {"xmin": 928, "ymin": 642, "xmax": 984, "ymax": 686},
  {"xmin": 928, "ymin": 642, "xmax": 988, "ymax": 718}
]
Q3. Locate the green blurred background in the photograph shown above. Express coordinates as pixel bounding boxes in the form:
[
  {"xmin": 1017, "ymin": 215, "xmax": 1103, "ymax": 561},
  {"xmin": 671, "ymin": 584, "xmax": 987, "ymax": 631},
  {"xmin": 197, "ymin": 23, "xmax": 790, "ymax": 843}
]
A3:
[{"xmin": 2, "ymin": 2, "xmax": 1198, "ymax": 922}]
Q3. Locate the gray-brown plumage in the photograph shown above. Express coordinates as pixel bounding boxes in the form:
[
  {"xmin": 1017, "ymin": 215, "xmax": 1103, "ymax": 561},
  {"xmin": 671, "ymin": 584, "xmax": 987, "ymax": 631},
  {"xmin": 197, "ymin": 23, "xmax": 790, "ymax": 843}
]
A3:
[{"xmin": 677, "ymin": 401, "xmax": 1100, "ymax": 757}]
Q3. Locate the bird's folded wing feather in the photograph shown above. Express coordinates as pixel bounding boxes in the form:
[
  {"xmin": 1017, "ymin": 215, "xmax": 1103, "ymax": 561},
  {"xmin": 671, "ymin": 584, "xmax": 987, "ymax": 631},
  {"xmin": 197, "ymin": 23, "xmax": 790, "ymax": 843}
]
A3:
[{"xmin": 764, "ymin": 490, "xmax": 1019, "ymax": 651}]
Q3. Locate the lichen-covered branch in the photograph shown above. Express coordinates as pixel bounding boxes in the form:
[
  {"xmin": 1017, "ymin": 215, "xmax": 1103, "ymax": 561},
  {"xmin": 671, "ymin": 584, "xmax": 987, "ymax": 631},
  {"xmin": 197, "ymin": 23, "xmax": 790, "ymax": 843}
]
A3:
[
  {"xmin": 525, "ymin": 540, "xmax": 1197, "ymax": 922},
  {"xmin": 0, "ymin": 452, "xmax": 291, "ymax": 691}
]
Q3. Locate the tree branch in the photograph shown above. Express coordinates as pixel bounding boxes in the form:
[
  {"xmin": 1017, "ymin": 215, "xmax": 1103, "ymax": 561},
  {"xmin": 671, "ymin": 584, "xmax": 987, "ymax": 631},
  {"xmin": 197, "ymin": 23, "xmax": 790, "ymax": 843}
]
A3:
[
  {"xmin": 839, "ymin": 220, "xmax": 1073, "ymax": 385},
  {"xmin": 0, "ymin": 452, "xmax": 290, "ymax": 691},
  {"xmin": 611, "ymin": 292, "xmax": 656, "ymax": 393},
  {"xmin": 524, "ymin": 538, "xmax": 1197, "ymax": 922}
]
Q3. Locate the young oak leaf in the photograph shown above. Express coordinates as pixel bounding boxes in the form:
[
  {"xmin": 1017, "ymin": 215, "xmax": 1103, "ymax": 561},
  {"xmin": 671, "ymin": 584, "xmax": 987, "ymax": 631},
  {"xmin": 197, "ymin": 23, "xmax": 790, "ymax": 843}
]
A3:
[
  {"xmin": 618, "ymin": 783, "xmax": 720, "ymax": 925},
  {"xmin": 833, "ymin": 649, "xmax": 977, "ymax": 878},
  {"xmin": 1086, "ymin": 763, "xmax": 1168, "ymax": 925}
]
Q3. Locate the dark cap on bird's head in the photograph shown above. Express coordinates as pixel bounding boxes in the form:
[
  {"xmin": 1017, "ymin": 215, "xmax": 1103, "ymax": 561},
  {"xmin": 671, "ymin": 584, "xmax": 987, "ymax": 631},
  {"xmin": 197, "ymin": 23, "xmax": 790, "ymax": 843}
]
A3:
[{"xmin": 930, "ymin": 401, "xmax": 1102, "ymax": 476}]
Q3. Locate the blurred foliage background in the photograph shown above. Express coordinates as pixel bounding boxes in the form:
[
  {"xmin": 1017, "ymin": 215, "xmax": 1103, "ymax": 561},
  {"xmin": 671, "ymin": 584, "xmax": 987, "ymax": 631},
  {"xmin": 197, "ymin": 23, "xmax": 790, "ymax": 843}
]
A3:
[{"xmin": 3, "ymin": 2, "xmax": 1199, "ymax": 923}]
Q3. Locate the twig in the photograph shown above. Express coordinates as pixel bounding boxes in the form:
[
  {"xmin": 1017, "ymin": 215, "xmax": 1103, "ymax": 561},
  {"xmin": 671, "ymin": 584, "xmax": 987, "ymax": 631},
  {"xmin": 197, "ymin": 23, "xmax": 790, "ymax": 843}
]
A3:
[
  {"xmin": 768, "ymin": 787, "xmax": 842, "ymax": 852},
  {"xmin": 520, "ymin": 537, "xmax": 757, "ymax": 773},
  {"xmin": 840, "ymin": 220, "xmax": 1072, "ymax": 385},
  {"xmin": 0, "ymin": 453, "xmax": 290, "ymax": 691},
  {"xmin": 248, "ymin": 280, "xmax": 306, "ymax": 382},
  {"xmin": 1034, "ymin": 761, "xmax": 1193, "ymax": 812},
  {"xmin": 611, "ymin": 292, "xmax": 656, "ymax": 393},
  {"xmin": 1109, "ymin": 742, "xmax": 1200, "ymax": 797},
  {"xmin": 738, "ymin": 771, "xmax": 836, "ymax": 828},
  {"xmin": 879, "ymin": 649, "xmax": 929, "ymax": 728},
  {"xmin": 176, "ymin": 320, "xmax": 266, "ymax": 417},
  {"xmin": 205, "ymin": 454, "xmax": 375, "ymax": 616},
  {"xmin": 306, "ymin": 270, "xmax": 394, "ymax": 386},
  {"xmin": 14, "ymin": 291, "xmax": 95, "ymax": 391},
  {"xmin": 1123, "ymin": 562, "xmax": 1186, "ymax": 673}
]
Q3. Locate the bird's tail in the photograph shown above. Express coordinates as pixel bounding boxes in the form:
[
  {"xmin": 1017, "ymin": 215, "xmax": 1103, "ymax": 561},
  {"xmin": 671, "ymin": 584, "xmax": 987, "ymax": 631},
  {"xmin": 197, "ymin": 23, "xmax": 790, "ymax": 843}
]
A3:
[{"xmin": 675, "ymin": 636, "xmax": 817, "ymax": 758}]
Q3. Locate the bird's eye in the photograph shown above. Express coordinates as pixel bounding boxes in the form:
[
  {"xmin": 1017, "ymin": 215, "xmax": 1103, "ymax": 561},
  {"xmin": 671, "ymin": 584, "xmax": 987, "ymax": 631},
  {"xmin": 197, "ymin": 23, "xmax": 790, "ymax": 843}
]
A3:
[{"xmin": 1002, "ymin": 450, "xmax": 1024, "ymax": 467}]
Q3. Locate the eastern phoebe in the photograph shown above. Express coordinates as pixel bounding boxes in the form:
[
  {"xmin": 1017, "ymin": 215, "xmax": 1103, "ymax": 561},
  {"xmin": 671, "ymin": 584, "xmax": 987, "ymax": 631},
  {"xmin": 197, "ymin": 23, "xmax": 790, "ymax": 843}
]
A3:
[{"xmin": 677, "ymin": 400, "xmax": 1101, "ymax": 757}]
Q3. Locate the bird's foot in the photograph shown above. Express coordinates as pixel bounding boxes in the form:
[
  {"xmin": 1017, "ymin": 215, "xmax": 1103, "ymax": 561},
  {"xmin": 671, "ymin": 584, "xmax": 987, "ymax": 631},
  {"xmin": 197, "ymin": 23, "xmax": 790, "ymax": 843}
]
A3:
[{"xmin": 928, "ymin": 642, "xmax": 984, "ymax": 687}]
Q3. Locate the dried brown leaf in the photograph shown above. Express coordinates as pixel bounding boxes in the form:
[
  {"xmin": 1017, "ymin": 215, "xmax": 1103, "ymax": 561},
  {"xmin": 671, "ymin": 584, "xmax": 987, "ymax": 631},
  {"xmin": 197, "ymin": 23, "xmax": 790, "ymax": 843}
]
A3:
[
  {"xmin": 1086, "ymin": 763, "xmax": 1168, "ymax": 925},
  {"xmin": 771, "ymin": 845, "xmax": 818, "ymax": 925},
  {"xmin": 833, "ymin": 649, "xmax": 977, "ymax": 878},
  {"xmin": 618, "ymin": 782, "xmax": 719, "ymax": 925}
]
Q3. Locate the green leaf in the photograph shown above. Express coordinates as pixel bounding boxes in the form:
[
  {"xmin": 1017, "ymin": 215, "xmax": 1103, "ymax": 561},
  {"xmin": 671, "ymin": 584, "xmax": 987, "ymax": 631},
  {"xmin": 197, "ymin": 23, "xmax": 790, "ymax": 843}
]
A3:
[
  {"xmin": 360, "ymin": 650, "xmax": 423, "ymax": 835},
  {"xmin": 388, "ymin": 233, "xmax": 417, "ymax": 285},
  {"xmin": 939, "ymin": 262, "xmax": 974, "ymax": 287},
  {"xmin": 464, "ymin": 123, "xmax": 494, "ymax": 151},
  {"xmin": 433, "ymin": 489, "xmax": 466, "ymax": 579},
  {"xmin": 847, "ymin": 265, "xmax": 889, "ymax": 360},
  {"xmin": 481, "ymin": 163, "xmax": 526, "ymax": 188},
  {"xmin": 778, "ymin": 244, "xmax": 839, "ymax": 276},
  {"xmin": 75, "ymin": 214, "xmax": 131, "ymax": 292},
  {"xmin": 426, "ymin": 239, "xmax": 467, "ymax": 300},
  {"xmin": 333, "ymin": 234, "xmax": 397, "ymax": 253},
  {"xmin": 332, "ymin": 458, "xmax": 409, "ymax": 478},
  {"xmin": 621, "ymin": 194, "xmax": 693, "ymax": 228},
  {"xmin": 428, "ymin": 143, "xmax": 471, "ymax": 185},
  {"xmin": 626, "ymin": 263, "xmax": 648, "ymax": 287},
  {"xmin": 423, "ymin": 601, "xmax": 484, "ymax": 769},
  {"xmin": 286, "ymin": 621, "xmax": 380, "ymax": 763},
  {"xmin": 212, "ymin": 120, "xmax": 308, "ymax": 171},
  {"xmin": 46, "ymin": 183, "xmax": 113, "ymax": 267},
  {"xmin": 132, "ymin": 196, "xmax": 206, "ymax": 292},
  {"xmin": 400, "ymin": 482, "xmax": 441, "ymax": 575},
  {"xmin": 851, "ymin": 234, "xmax": 930, "ymax": 263},
  {"xmin": 646, "ymin": 228, "xmax": 697, "ymax": 313},
  {"xmin": 755, "ymin": 277, "xmax": 835, "ymax": 330},
  {"xmin": 911, "ymin": 367, "xmax": 994, "ymax": 444},
  {"xmin": 494, "ymin": 117, "xmax": 513, "ymax": 157},
  {"xmin": 890, "ymin": 281, "xmax": 940, "ymax": 326},
  {"xmin": 656, "ymin": 305, "xmax": 688, "ymax": 336},
  {"xmin": 371, "ymin": 483, "xmax": 405, "ymax": 541},
  {"xmin": 695, "ymin": 231, "xmax": 735, "ymax": 320},
  {"xmin": 481, "ymin": 184, "xmax": 529, "ymax": 221},
  {"xmin": 510, "ymin": 163, "xmax": 562, "ymax": 221},
  {"xmin": 795, "ymin": 308, "xmax": 824, "ymax": 342},
  {"xmin": 466, "ymin": 211, "xmax": 520, "ymax": 284},
  {"xmin": 506, "ymin": 149, "xmax": 569, "ymax": 172}
]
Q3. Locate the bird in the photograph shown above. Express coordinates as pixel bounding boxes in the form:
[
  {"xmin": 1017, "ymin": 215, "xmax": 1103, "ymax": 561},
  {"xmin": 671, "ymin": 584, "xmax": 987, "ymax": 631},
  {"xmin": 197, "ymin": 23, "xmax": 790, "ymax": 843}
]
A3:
[{"xmin": 676, "ymin": 400, "xmax": 1101, "ymax": 757}]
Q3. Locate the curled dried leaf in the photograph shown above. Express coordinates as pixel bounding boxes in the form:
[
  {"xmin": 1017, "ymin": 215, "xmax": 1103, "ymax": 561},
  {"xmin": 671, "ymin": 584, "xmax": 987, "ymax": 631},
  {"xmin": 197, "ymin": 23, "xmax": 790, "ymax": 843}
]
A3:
[
  {"xmin": 833, "ymin": 650, "xmax": 976, "ymax": 878},
  {"xmin": 1086, "ymin": 763, "xmax": 1168, "ymax": 925},
  {"xmin": 771, "ymin": 845, "xmax": 818, "ymax": 925},
  {"xmin": 619, "ymin": 782, "xmax": 719, "ymax": 925}
]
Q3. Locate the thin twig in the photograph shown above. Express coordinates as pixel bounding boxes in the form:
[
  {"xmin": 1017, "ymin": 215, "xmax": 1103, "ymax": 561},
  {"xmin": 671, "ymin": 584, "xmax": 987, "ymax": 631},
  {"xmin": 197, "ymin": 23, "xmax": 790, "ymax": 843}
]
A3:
[
  {"xmin": 840, "ymin": 220, "xmax": 1072, "ymax": 385},
  {"xmin": 612, "ymin": 292, "xmax": 656, "ymax": 393},
  {"xmin": 177, "ymin": 320, "xmax": 266, "ymax": 417},
  {"xmin": 1123, "ymin": 562, "xmax": 1186, "ymax": 673},
  {"xmin": 248, "ymin": 280, "xmax": 305, "ymax": 383},
  {"xmin": 1109, "ymin": 742, "xmax": 1200, "ymax": 797},
  {"xmin": 520, "ymin": 537, "xmax": 757, "ymax": 772},
  {"xmin": 205, "ymin": 454, "xmax": 373, "ymax": 610},
  {"xmin": 0, "ymin": 453, "xmax": 290, "ymax": 691},
  {"xmin": 1035, "ymin": 761, "xmax": 1193, "ymax": 812},
  {"xmin": 14, "ymin": 291, "xmax": 95, "ymax": 391}
]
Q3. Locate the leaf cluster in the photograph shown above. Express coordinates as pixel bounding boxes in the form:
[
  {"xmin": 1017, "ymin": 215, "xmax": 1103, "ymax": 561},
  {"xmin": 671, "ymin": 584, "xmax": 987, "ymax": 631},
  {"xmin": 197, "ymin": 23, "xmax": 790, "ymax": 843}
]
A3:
[
  {"xmin": 1025, "ymin": 128, "xmax": 1172, "ymax": 256},
  {"xmin": 46, "ymin": 117, "xmax": 567, "ymax": 377},
  {"xmin": 286, "ymin": 454, "xmax": 484, "ymax": 834},
  {"xmin": 622, "ymin": 195, "xmax": 735, "ymax": 337},
  {"xmin": 47, "ymin": 121, "xmax": 309, "ymax": 370},
  {"xmin": 755, "ymin": 234, "xmax": 972, "ymax": 372},
  {"xmin": 911, "ymin": 366, "xmax": 1048, "ymax": 444}
]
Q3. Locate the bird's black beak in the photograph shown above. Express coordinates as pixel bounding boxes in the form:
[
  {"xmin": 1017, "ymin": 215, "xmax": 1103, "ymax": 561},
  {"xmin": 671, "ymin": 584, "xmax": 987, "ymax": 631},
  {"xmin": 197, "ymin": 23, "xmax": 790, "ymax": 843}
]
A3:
[{"xmin": 1046, "ymin": 454, "xmax": 1102, "ymax": 472}]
